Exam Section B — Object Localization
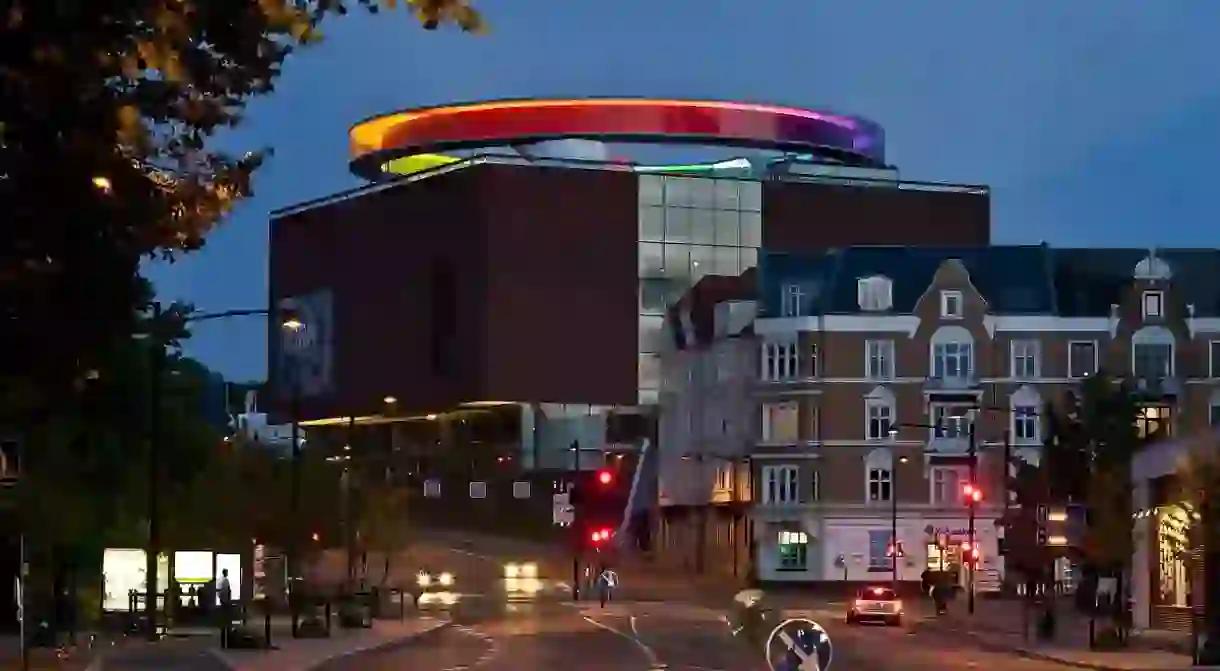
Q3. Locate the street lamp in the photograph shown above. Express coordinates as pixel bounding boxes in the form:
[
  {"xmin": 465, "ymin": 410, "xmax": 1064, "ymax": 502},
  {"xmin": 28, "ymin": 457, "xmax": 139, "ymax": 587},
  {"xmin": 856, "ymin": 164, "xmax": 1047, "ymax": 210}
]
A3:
[
  {"xmin": 278, "ymin": 312, "xmax": 306, "ymax": 637},
  {"xmin": 884, "ymin": 428, "xmax": 910, "ymax": 590}
]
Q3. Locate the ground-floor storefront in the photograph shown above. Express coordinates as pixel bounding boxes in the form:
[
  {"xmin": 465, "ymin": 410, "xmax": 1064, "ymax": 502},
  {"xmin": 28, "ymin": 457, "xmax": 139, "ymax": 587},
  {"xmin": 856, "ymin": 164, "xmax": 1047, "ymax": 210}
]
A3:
[{"xmin": 749, "ymin": 508, "xmax": 1004, "ymax": 588}]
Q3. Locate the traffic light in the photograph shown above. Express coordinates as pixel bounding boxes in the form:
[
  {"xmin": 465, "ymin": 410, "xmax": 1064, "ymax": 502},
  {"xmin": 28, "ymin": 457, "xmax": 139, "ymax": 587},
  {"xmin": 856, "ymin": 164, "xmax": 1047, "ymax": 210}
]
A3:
[
  {"xmin": 590, "ymin": 528, "xmax": 612, "ymax": 545},
  {"xmin": 885, "ymin": 541, "xmax": 905, "ymax": 557},
  {"xmin": 960, "ymin": 541, "xmax": 981, "ymax": 565},
  {"xmin": 962, "ymin": 483, "xmax": 982, "ymax": 504},
  {"xmin": 597, "ymin": 469, "xmax": 613, "ymax": 486}
]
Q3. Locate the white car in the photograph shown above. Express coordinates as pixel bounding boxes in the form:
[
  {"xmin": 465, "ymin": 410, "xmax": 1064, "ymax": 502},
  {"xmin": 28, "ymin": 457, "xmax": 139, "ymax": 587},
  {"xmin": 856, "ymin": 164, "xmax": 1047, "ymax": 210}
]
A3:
[{"xmin": 846, "ymin": 586, "xmax": 903, "ymax": 626}]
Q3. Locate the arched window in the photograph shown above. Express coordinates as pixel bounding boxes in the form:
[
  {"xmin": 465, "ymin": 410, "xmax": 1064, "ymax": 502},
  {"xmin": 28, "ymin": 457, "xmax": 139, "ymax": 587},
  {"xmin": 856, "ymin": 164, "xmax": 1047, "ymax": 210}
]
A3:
[
  {"xmin": 864, "ymin": 386, "xmax": 896, "ymax": 441},
  {"xmin": 930, "ymin": 325, "xmax": 974, "ymax": 380},
  {"xmin": 865, "ymin": 448, "xmax": 893, "ymax": 503},
  {"xmin": 1010, "ymin": 385, "xmax": 1042, "ymax": 444},
  {"xmin": 1132, "ymin": 326, "xmax": 1175, "ymax": 378}
]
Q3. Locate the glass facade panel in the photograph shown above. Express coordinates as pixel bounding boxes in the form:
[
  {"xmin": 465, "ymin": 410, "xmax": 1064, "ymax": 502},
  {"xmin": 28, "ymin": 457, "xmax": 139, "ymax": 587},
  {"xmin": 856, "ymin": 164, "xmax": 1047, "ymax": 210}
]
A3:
[
  {"xmin": 639, "ymin": 315, "xmax": 667, "ymax": 353},
  {"xmin": 665, "ymin": 177, "xmax": 694, "ymax": 207},
  {"xmin": 639, "ymin": 353, "xmax": 662, "ymax": 390},
  {"xmin": 690, "ymin": 209, "xmax": 716, "ymax": 245},
  {"xmin": 663, "ymin": 244, "xmax": 690, "ymax": 280},
  {"xmin": 714, "ymin": 209, "xmax": 740, "ymax": 246},
  {"xmin": 639, "ymin": 206, "xmax": 664, "ymax": 242},
  {"xmin": 640, "ymin": 278, "xmax": 673, "ymax": 315},
  {"xmin": 740, "ymin": 180, "xmax": 762, "ymax": 211},
  {"xmin": 714, "ymin": 179, "xmax": 740, "ymax": 209},
  {"xmin": 740, "ymin": 211, "xmax": 762, "ymax": 247},
  {"xmin": 740, "ymin": 247, "xmax": 758, "ymax": 271},
  {"xmin": 639, "ymin": 175, "xmax": 664, "ymax": 206},
  {"xmin": 691, "ymin": 245, "xmax": 715, "ymax": 282},
  {"xmin": 665, "ymin": 208, "xmax": 692, "ymax": 243},
  {"xmin": 713, "ymin": 246, "xmax": 739, "ymax": 275},
  {"xmin": 639, "ymin": 242, "xmax": 664, "ymax": 277},
  {"xmin": 689, "ymin": 177, "xmax": 714, "ymax": 208}
]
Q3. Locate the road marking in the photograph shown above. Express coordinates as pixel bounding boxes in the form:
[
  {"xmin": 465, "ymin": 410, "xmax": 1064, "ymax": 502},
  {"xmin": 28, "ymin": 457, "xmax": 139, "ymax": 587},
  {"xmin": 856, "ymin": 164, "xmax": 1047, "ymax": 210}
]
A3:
[{"xmin": 583, "ymin": 614, "xmax": 662, "ymax": 668}]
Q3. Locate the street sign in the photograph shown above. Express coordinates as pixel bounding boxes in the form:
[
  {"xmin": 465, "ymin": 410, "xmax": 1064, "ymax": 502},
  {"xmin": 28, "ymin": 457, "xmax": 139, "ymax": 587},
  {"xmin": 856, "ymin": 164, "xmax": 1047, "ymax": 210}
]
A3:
[
  {"xmin": 765, "ymin": 618, "xmax": 833, "ymax": 671},
  {"xmin": 423, "ymin": 479, "xmax": 441, "ymax": 498},
  {"xmin": 552, "ymin": 492, "xmax": 573, "ymax": 526}
]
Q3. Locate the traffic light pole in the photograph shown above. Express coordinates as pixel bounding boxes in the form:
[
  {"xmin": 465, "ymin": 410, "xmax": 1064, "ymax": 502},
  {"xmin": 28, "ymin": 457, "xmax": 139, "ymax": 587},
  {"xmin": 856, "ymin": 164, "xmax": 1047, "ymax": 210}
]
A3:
[
  {"xmin": 570, "ymin": 441, "xmax": 580, "ymax": 601},
  {"xmin": 967, "ymin": 421, "xmax": 977, "ymax": 615}
]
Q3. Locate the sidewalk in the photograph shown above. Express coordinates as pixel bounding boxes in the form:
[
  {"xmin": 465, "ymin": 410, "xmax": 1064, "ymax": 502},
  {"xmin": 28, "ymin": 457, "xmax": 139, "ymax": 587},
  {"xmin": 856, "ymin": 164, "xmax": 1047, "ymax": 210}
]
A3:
[
  {"xmin": 914, "ymin": 599, "xmax": 1195, "ymax": 670},
  {"xmin": 207, "ymin": 617, "xmax": 448, "ymax": 671}
]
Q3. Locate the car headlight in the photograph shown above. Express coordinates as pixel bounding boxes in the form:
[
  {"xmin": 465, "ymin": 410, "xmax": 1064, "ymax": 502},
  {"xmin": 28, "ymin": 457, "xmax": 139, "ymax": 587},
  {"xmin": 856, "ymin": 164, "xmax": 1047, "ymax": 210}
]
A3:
[
  {"xmin": 504, "ymin": 563, "xmax": 520, "ymax": 578},
  {"xmin": 521, "ymin": 562, "xmax": 538, "ymax": 578},
  {"xmin": 438, "ymin": 572, "xmax": 454, "ymax": 586},
  {"xmin": 417, "ymin": 573, "xmax": 432, "ymax": 587}
]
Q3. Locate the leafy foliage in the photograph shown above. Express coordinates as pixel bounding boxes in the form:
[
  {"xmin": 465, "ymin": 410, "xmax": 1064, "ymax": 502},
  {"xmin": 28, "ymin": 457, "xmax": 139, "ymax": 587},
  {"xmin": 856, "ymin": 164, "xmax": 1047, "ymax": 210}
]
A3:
[{"xmin": 0, "ymin": 0, "xmax": 482, "ymax": 420}]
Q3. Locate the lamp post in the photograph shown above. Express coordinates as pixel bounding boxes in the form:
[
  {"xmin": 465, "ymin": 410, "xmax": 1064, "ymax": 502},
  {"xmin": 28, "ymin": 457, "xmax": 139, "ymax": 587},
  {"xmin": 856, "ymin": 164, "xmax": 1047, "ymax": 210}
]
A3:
[
  {"xmin": 883, "ymin": 428, "xmax": 910, "ymax": 591},
  {"xmin": 967, "ymin": 414, "xmax": 978, "ymax": 615},
  {"xmin": 279, "ymin": 313, "xmax": 304, "ymax": 636},
  {"xmin": 139, "ymin": 305, "xmax": 295, "ymax": 640}
]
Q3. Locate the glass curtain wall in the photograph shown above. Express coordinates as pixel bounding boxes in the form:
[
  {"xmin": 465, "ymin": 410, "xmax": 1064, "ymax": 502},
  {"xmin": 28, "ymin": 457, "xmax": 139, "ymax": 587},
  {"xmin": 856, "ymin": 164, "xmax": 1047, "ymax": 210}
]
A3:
[{"xmin": 638, "ymin": 174, "xmax": 762, "ymax": 404}]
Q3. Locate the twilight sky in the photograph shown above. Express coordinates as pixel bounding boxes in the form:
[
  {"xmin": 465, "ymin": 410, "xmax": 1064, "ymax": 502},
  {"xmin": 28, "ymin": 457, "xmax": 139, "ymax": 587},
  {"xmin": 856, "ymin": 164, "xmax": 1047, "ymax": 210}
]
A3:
[{"xmin": 146, "ymin": 0, "xmax": 1220, "ymax": 381}]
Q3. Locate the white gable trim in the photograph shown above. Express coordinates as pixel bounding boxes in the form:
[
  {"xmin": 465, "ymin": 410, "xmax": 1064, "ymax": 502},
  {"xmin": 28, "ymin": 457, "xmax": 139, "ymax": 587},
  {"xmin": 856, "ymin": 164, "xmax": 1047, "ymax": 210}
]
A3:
[
  {"xmin": 983, "ymin": 316, "xmax": 1111, "ymax": 336},
  {"xmin": 1189, "ymin": 318, "xmax": 1220, "ymax": 337},
  {"xmin": 755, "ymin": 315, "xmax": 921, "ymax": 337}
]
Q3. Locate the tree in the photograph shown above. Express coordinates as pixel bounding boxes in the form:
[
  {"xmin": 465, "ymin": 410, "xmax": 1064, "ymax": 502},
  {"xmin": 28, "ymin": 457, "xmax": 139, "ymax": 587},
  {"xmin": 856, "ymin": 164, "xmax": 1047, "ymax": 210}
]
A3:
[
  {"xmin": 357, "ymin": 477, "xmax": 411, "ymax": 587},
  {"xmin": 1168, "ymin": 438, "xmax": 1220, "ymax": 662},
  {"xmin": 0, "ymin": 0, "xmax": 483, "ymax": 423}
]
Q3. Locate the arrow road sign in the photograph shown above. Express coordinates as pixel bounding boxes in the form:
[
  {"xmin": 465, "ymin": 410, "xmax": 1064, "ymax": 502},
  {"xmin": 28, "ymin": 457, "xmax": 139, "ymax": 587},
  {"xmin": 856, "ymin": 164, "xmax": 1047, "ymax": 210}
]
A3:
[{"xmin": 765, "ymin": 617, "xmax": 833, "ymax": 671}]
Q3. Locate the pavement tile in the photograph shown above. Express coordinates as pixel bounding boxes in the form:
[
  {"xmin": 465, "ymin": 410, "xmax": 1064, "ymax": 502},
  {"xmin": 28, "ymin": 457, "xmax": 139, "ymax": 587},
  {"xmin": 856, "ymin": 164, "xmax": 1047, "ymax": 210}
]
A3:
[{"xmin": 206, "ymin": 617, "xmax": 449, "ymax": 671}]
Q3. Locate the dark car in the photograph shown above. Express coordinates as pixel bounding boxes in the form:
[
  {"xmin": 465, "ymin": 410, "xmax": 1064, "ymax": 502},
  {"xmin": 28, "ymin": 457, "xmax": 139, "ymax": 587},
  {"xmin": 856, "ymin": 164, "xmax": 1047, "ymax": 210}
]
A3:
[{"xmin": 846, "ymin": 586, "xmax": 903, "ymax": 626}]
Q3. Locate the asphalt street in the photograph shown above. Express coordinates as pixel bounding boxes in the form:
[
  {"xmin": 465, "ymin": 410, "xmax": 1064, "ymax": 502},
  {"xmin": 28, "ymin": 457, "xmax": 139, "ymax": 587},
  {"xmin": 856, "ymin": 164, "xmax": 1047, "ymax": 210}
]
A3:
[{"xmin": 318, "ymin": 538, "xmax": 1088, "ymax": 671}]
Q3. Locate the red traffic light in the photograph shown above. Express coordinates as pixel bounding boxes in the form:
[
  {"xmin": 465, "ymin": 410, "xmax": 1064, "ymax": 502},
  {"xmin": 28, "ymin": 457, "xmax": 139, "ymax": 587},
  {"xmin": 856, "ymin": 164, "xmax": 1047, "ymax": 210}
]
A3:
[
  {"xmin": 597, "ymin": 470, "xmax": 613, "ymax": 485},
  {"xmin": 962, "ymin": 484, "xmax": 982, "ymax": 503},
  {"xmin": 590, "ymin": 528, "xmax": 612, "ymax": 543}
]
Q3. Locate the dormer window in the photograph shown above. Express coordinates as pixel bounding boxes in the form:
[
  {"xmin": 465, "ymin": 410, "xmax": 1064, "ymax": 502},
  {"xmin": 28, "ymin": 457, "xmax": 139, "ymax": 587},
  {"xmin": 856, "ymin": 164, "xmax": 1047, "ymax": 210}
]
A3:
[
  {"xmin": 1142, "ymin": 291, "xmax": 1164, "ymax": 320},
  {"xmin": 857, "ymin": 276, "xmax": 893, "ymax": 312},
  {"xmin": 940, "ymin": 290, "xmax": 964, "ymax": 319},
  {"xmin": 781, "ymin": 283, "xmax": 804, "ymax": 317}
]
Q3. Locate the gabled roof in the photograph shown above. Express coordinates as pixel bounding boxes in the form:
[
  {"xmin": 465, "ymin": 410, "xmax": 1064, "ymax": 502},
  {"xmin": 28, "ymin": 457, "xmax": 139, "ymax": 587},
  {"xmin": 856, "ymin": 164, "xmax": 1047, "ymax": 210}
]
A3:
[{"xmin": 758, "ymin": 245, "xmax": 1220, "ymax": 318}]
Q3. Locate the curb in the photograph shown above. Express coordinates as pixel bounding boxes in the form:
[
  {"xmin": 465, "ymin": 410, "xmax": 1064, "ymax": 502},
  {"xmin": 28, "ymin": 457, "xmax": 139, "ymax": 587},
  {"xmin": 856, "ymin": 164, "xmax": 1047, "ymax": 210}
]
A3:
[
  {"xmin": 202, "ymin": 618, "xmax": 453, "ymax": 671},
  {"xmin": 951, "ymin": 629, "xmax": 1189, "ymax": 671}
]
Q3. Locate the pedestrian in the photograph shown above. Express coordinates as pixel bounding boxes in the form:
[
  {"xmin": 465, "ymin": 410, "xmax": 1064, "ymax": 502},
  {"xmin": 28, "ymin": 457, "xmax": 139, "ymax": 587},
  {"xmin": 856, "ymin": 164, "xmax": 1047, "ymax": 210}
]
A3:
[{"xmin": 218, "ymin": 569, "xmax": 233, "ymax": 648}]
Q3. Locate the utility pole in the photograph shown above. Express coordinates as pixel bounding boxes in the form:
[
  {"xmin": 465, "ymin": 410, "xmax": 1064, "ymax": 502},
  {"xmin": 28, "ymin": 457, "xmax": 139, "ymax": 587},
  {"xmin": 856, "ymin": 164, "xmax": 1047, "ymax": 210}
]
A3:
[
  {"xmin": 145, "ymin": 301, "xmax": 163, "ymax": 641},
  {"xmin": 891, "ymin": 459, "xmax": 899, "ymax": 590},
  {"xmin": 967, "ymin": 418, "xmax": 977, "ymax": 615},
  {"xmin": 570, "ymin": 440, "xmax": 580, "ymax": 600},
  {"xmin": 288, "ymin": 370, "xmax": 301, "ymax": 637}
]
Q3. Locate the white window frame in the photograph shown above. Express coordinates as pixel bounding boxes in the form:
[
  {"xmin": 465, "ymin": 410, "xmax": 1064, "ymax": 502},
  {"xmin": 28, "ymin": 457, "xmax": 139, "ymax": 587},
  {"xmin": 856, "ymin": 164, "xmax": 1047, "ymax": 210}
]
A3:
[
  {"xmin": 760, "ymin": 340, "xmax": 800, "ymax": 381},
  {"xmin": 865, "ymin": 399, "xmax": 893, "ymax": 441},
  {"xmin": 781, "ymin": 283, "xmax": 804, "ymax": 317},
  {"xmin": 776, "ymin": 530, "xmax": 808, "ymax": 571},
  {"xmin": 1012, "ymin": 405, "xmax": 1040, "ymax": 443},
  {"xmin": 867, "ymin": 466, "xmax": 892, "ymax": 503},
  {"xmin": 857, "ymin": 276, "xmax": 893, "ymax": 312},
  {"xmin": 1010, "ymin": 340, "xmax": 1040, "ymax": 379},
  {"xmin": 865, "ymin": 339, "xmax": 895, "ymax": 380},
  {"xmin": 1132, "ymin": 341, "xmax": 1174, "ymax": 378},
  {"xmin": 761, "ymin": 465, "xmax": 800, "ymax": 505},
  {"xmin": 809, "ymin": 342, "xmax": 819, "ymax": 378},
  {"xmin": 1142, "ymin": 290, "xmax": 1164, "ymax": 319},
  {"xmin": 930, "ymin": 404, "xmax": 972, "ymax": 439},
  {"xmin": 810, "ymin": 469, "xmax": 820, "ymax": 502},
  {"xmin": 930, "ymin": 466, "xmax": 963, "ymax": 505},
  {"xmin": 940, "ymin": 290, "xmax": 964, "ymax": 319},
  {"xmin": 1067, "ymin": 340, "xmax": 1098, "ymax": 379},
  {"xmin": 931, "ymin": 341, "xmax": 973, "ymax": 380},
  {"xmin": 761, "ymin": 402, "xmax": 800, "ymax": 444},
  {"xmin": 1211, "ymin": 341, "xmax": 1220, "ymax": 378}
]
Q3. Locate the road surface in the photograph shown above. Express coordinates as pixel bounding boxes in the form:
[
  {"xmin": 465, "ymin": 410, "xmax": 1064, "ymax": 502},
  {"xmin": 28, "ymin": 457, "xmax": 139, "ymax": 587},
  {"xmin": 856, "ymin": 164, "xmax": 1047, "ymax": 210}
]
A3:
[{"xmin": 320, "ymin": 536, "xmax": 1089, "ymax": 671}]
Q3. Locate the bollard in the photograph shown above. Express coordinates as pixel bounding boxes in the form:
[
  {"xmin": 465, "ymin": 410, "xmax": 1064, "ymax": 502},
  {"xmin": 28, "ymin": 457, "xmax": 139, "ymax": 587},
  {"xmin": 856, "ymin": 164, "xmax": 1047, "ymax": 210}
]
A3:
[
  {"xmin": 324, "ymin": 602, "xmax": 332, "ymax": 636},
  {"xmin": 264, "ymin": 610, "xmax": 272, "ymax": 648},
  {"xmin": 398, "ymin": 590, "xmax": 405, "ymax": 621}
]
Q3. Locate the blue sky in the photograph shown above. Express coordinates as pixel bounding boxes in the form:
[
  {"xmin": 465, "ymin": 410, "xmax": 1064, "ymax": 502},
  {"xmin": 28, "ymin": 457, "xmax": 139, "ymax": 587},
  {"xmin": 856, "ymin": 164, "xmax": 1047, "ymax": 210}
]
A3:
[{"xmin": 147, "ymin": 0, "xmax": 1220, "ymax": 381}]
